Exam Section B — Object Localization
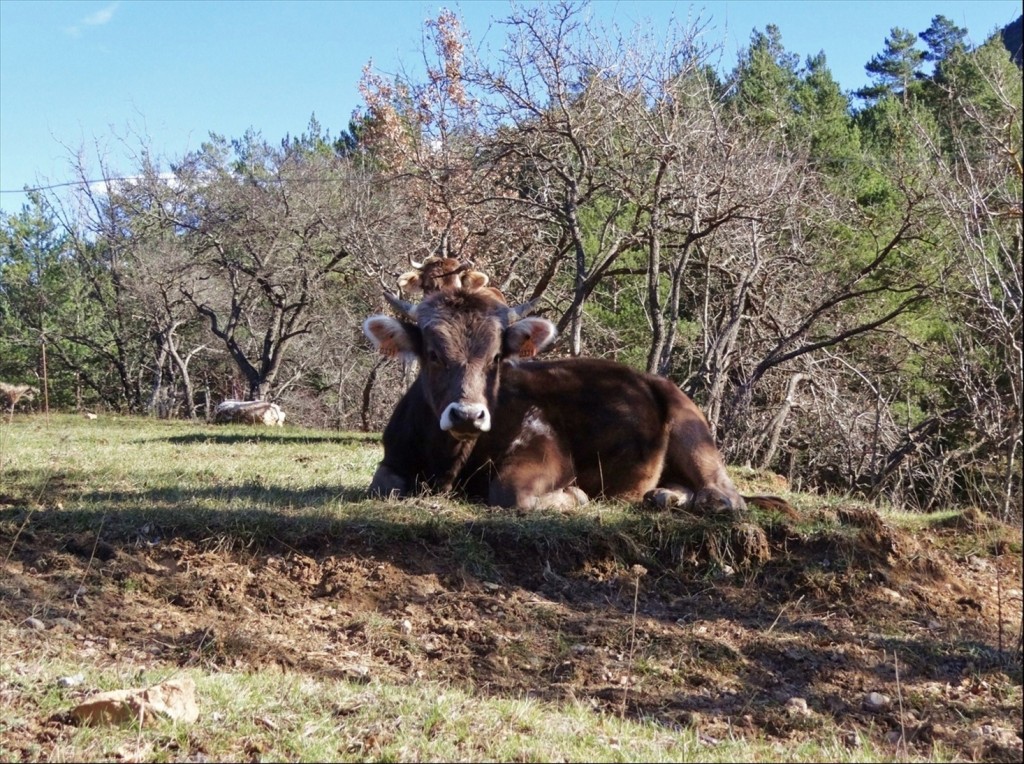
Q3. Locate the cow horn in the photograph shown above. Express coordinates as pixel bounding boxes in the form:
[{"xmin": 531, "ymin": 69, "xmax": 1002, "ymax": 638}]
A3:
[
  {"xmin": 384, "ymin": 292, "xmax": 417, "ymax": 320},
  {"xmin": 503, "ymin": 298, "xmax": 539, "ymax": 324}
]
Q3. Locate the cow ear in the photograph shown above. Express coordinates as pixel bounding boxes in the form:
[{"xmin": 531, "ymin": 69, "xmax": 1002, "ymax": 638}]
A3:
[
  {"xmin": 397, "ymin": 271, "xmax": 424, "ymax": 296},
  {"xmin": 463, "ymin": 270, "xmax": 490, "ymax": 290},
  {"xmin": 504, "ymin": 317, "xmax": 557, "ymax": 358},
  {"xmin": 363, "ymin": 316, "xmax": 420, "ymax": 359}
]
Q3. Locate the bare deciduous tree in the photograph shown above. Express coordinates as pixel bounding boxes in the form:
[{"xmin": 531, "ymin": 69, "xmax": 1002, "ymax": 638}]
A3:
[
  {"xmin": 913, "ymin": 39, "xmax": 1022, "ymax": 518},
  {"xmin": 161, "ymin": 134, "xmax": 385, "ymax": 402}
]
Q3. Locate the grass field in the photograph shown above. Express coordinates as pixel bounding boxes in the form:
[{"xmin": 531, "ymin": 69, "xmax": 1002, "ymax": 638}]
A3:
[{"xmin": 1, "ymin": 414, "xmax": 1021, "ymax": 762}]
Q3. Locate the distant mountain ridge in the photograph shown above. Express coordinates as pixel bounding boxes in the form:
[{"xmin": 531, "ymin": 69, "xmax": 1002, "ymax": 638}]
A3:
[{"xmin": 1002, "ymin": 14, "xmax": 1022, "ymax": 66}]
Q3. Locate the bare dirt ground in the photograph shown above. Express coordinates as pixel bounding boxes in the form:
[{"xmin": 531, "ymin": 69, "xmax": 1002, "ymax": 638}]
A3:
[{"xmin": 1, "ymin": 503, "xmax": 1021, "ymax": 761}]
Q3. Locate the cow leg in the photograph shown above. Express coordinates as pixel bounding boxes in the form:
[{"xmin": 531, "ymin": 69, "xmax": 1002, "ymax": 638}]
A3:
[
  {"xmin": 659, "ymin": 399, "xmax": 747, "ymax": 517},
  {"xmin": 490, "ymin": 482, "xmax": 588, "ymax": 511},
  {"xmin": 533, "ymin": 486, "xmax": 589, "ymax": 511},
  {"xmin": 646, "ymin": 482, "xmax": 748, "ymax": 518},
  {"xmin": 368, "ymin": 462, "xmax": 410, "ymax": 499},
  {"xmin": 693, "ymin": 486, "xmax": 747, "ymax": 516},
  {"xmin": 643, "ymin": 483, "xmax": 695, "ymax": 511},
  {"xmin": 487, "ymin": 420, "xmax": 585, "ymax": 510}
]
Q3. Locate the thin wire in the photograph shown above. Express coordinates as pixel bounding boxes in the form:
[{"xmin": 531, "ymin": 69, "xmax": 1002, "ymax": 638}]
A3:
[
  {"xmin": 0, "ymin": 152, "xmax": 879, "ymax": 196},
  {"xmin": 0, "ymin": 175, "xmax": 346, "ymax": 194}
]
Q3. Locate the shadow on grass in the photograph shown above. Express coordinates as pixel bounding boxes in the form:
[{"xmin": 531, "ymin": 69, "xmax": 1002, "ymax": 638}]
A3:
[
  {"xmin": 151, "ymin": 431, "xmax": 379, "ymax": 447},
  {"xmin": 2, "ymin": 479, "xmax": 697, "ymax": 565}
]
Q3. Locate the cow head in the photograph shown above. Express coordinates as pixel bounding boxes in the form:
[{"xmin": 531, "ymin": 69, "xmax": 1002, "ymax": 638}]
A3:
[
  {"xmin": 398, "ymin": 256, "xmax": 493, "ymax": 297},
  {"xmin": 363, "ymin": 289, "xmax": 557, "ymax": 440}
]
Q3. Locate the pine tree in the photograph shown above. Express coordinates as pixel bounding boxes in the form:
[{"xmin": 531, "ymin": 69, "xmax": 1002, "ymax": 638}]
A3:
[
  {"xmin": 856, "ymin": 27, "xmax": 926, "ymax": 105},
  {"xmin": 793, "ymin": 52, "xmax": 860, "ymax": 173},
  {"xmin": 731, "ymin": 25, "xmax": 800, "ymax": 133},
  {"xmin": 919, "ymin": 14, "xmax": 968, "ymax": 64}
]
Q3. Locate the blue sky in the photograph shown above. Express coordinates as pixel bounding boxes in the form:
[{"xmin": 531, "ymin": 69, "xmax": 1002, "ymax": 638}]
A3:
[{"xmin": 1, "ymin": 0, "xmax": 1020, "ymax": 212}]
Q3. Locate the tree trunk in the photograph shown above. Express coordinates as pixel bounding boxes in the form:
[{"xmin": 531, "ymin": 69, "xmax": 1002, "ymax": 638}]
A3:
[
  {"xmin": 147, "ymin": 329, "xmax": 172, "ymax": 415},
  {"xmin": 757, "ymin": 373, "xmax": 806, "ymax": 469}
]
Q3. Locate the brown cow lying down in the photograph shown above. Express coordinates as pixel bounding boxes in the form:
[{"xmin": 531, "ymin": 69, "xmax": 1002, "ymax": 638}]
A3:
[
  {"xmin": 363, "ymin": 287, "xmax": 796, "ymax": 517},
  {"xmin": 213, "ymin": 400, "xmax": 286, "ymax": 426}
]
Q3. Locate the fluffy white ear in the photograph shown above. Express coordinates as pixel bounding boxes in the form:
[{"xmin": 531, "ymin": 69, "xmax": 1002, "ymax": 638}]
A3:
[
  {"xmin": 463, "ymin": 270, "xmax": 490, "ymax": 290},
  {"xmin": 363, "ymin": 316, "xmax": 417, "ymax": 359},
  {"xmin": 504, "ymin": 317, "xmax": 557, "ymax": 358},
  {"xmin": 397, "ymin": 271, "xmax": 424, "ymax": 295}
]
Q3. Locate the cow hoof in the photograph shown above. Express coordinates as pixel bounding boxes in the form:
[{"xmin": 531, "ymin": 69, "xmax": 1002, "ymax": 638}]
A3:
[
  {"xmin": 368, "ymin": 464, "xmax": 409, "ymax": 500},
  {"xmin": 693, "ymin": 488, "xmax": 747, "ymax": 519},
  {"xmin": 565, "ymin": 487, "xmax": 589, "ymax": 506},
  {"xmin": 643, "ymin": 487, "xmax": 694, "ymax": 511},
  {"xmin": 523, "ymin": 487, "xmax": 590, "ymax": 511}
]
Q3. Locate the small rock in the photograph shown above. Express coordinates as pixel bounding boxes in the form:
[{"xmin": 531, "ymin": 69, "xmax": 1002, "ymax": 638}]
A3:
[
  {"xmin": 680, "ymin": 711, "xmax": 701, "ymax": 729},
  {"xmin": 344, "ymin": 665, "xmax": 371, "ymax": 684},
  {"xmin": 785, "ymin": 697, "xmax": 811, "ymax": 717},
  {"xmin": 25, "ymin": 617, "xmax": 45, "ymax": 630},
  {"xmin": 399, "ymin": 619, "xmax": 413, "ymax": 635},
  {"xmin": 843, "ymin": 729, "xmax": 862, "ymax": 748},
  {"xmin": 969, "ymin": 723, "xmax": 1024, "ymax": 754},
  {"xmin": 863, "ymin": 691, "xmax": 892, "ymax": 713},
  {"xmin": 52, "ymin": 617, "xmax": 79, "ymax": 632},
  {"xmin": 967, "ymin": 555, "xmax": 988, "ymax": 571},
  {"xmin": 879, "ymin": 587, "xmax": 904, "ymax": 603},
  {"xmin": 255, "ymin": 715, "xmax": 278, "ymax": 731},
  {"xmin": 71, "ymin": 676, "xmax": 198, "ymax": 726},
  {"xmin": 58, "ymin": 673, "xmax": 85, "ymax": 688}
]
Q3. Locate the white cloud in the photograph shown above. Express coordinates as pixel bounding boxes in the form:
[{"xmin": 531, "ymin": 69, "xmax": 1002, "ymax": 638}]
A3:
[
  {"xmin": 65, "ymin": 2, "xmax": 120, "ymax": 37},
  {"xmin": 87, "ymin": 173, "xmax": 180, "ymax": 196},
  {"xmin": 83, "ymin": 2, "xmax": 120, "ymax": 27}
]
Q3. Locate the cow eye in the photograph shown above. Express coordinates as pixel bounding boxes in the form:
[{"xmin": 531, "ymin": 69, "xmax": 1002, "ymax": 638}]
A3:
[{"xmin": 427, "ymin": 350, "xmax": 443, "ymax": 367}]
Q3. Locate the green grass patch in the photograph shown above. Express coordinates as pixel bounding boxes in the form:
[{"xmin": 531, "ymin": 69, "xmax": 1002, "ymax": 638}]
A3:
[
  {"xmin": 0, "ymin": 657, "xmax": 907, "ymax": 763},
  {"xmin": 0, "ymin": 415, "xmax": 798, "ymax": 574},
  {"xmin": 0, "ymin": 414, "xmax": 1014, "ymax": 763}
]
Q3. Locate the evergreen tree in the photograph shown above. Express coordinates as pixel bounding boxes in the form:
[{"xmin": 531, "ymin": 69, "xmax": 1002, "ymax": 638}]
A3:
[
  {"xmin": 856, "ymin": 27, "xmax": 926, "ymax": 105},
  {"xmin": 920, "ymin": 14, "xmax": 968, "ymax": 65},
  {"xmin": 793, "ymin": 52, "xmax": 860, "ymax": 174},
  {"xmin": 731, "ymin": 25, "xmax": 800, "ymax": 133},
  {"xmin": 0, "ymin": 196, "xmax": 65, "ymax": 388}
]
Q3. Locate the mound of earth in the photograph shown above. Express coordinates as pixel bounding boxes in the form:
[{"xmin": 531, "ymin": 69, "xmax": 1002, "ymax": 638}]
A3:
[{"xmin": 1, "ymin": 503, "xmax": 1021, "ymax": 761}]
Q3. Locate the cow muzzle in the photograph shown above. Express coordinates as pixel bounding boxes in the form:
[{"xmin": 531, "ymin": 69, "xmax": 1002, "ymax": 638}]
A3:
[{"xmin": 440, "ymin": 402, "xmax": 491, "ymax": 439}]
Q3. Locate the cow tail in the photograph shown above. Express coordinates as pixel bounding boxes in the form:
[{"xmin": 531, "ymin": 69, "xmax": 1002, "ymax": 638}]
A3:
[{"xmin": 744, "ymin": 495, "xmax": 801, "ymax": 521}]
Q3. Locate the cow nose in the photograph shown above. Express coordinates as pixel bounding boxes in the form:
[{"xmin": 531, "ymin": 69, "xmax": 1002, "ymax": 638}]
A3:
[{"xmin": 440, "ymin": 402, "xmax": 491, "ymax": 435}]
